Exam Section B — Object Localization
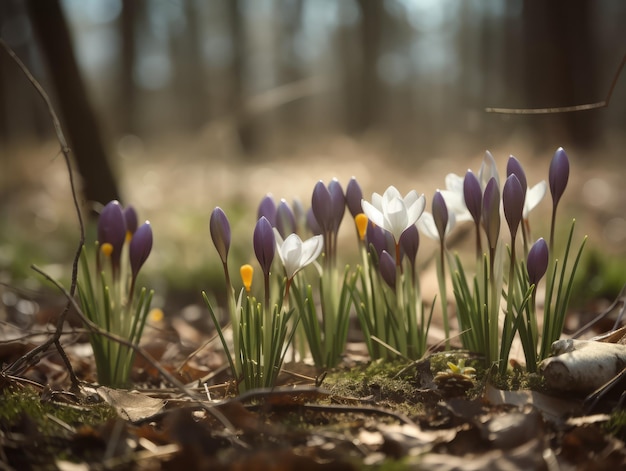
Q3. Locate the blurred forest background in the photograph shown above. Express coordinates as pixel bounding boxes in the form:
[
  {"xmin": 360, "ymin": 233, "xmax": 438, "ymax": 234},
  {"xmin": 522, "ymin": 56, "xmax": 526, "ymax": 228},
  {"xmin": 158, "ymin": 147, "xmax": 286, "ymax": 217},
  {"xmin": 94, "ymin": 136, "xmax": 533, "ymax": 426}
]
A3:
[{"xmin": 1, "ymin": 0, "xmax": 625, "ymax": 307}]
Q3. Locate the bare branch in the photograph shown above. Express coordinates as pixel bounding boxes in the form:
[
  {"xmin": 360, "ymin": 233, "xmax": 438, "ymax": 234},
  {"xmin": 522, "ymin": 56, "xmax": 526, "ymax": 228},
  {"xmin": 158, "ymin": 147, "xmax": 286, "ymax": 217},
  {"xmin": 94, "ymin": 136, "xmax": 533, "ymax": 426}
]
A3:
[{"xmin": 485, "ymin": 53, "xmax": 625, "ymax": 115}]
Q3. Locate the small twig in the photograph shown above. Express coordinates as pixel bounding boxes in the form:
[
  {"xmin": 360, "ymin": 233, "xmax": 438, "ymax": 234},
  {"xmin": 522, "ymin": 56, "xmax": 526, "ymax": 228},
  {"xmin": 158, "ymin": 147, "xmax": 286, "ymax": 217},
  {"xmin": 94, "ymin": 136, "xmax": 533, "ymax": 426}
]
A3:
[
  {"xmin": 29, "ymin": 264, "xmax": 237, "ymax": 433},
  {"xmin": 0, "ymin": 39, "xmax": 83, "ymax": 389},
  {"xmin": 485, "ymin": 53, "xmax": 625, "ymax": 114}
]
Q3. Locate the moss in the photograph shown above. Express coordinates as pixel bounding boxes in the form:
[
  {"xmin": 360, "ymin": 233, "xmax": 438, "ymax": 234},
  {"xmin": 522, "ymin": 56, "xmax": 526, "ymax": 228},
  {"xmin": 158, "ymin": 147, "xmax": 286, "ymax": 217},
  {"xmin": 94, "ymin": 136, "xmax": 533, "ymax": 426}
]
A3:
[{"xmin": 604, "ymin": 409, "xmax": 626, "ymax": 442}]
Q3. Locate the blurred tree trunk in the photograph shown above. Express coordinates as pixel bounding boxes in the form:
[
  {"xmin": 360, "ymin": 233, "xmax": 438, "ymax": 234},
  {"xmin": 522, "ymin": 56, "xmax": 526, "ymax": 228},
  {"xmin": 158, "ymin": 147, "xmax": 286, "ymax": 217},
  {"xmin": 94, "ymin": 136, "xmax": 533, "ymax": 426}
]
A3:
[
  {"xmin": 347, "ymin": 0, "xmax": 383, "ymax": 134},
  {"xmin": 277, "ymin": 0, "xmax": 303, "ymax": 132},
  {"xmin": 522, "ymin": 0, "xmax": 599, "ymax": 149},
  {"xmin": 119, "ymin": 0, "xmax": 138, "ymax": 134},
  {"xmin": 227, "ymin": 0, "xmax": 258, "ymax": 155},
  {"xmin": 26, "ymin": 0, "xmax": 119, "ymax": 207},
  {"xmin": 169, "ymin": 0, "xmax": 208, "ymax": 131}
]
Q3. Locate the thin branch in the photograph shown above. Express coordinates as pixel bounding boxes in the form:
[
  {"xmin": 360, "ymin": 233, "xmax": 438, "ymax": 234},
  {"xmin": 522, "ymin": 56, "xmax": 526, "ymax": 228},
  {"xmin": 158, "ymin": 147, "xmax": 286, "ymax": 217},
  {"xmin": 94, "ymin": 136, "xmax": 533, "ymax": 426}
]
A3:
[
  {"xmin": 0, "ymin": 39, "xmax": 84, "ymax": 386},
  {"xmin": 29, "ymin": 264, "xmax": 237, "ymax": 433},
  {"xmin": 485, "ymin": 53, "xmax": 625, "ymax": 115}
]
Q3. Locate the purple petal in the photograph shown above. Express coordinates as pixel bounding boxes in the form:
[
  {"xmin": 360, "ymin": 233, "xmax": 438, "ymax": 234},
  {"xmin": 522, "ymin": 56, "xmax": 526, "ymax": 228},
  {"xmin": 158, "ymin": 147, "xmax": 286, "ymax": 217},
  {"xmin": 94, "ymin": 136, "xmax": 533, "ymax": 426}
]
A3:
[
  {"xmin": 346, "ymin": 177, "xmax": 364, "ymax": 218},
  {"xmin": 98, "ymin": 200, "xmax": 127, "ymax": 268},
  {"xmin": 123, "ymin": 205, "xmax": 138, "ymax": 236},
  {"xmin": 399, "ymin": 224, "xmax": 419, "ymax": 266},
  {"xmin": 503, "ymin": 174, "xmax": 524, "ymax": 238},
  {"xmin": 549, "ymin": 147, "xmax": 569, "ymax": 208},
  {"xmin": 506, "ymin": 156, "xmax": 528, "ymax": 193},
  {"xmin": 129, "ymin": 222, "xmax": 153, "ymax": 278},
  {"xmin": 276, "ymin": 199, "xmax": 297, "ymax": 238},
  {"xmin": 463, "ymin": 170, "xmax": 482, "ymax": 225},
  {"xmin": 210, "ymin": 207, "xmax": 231, "ymax": 264},
  {"xmin": 379, "ymin": 250, "xmax": 396, "ymax": 289},
  {"xmin": 257, "ymin": 195, "xmax": 277, "ymax": 227},
  {"xmin": 432, "ymin": 191, "xmax": 449, "ymax": 241},
  {"xmin": 253, "ymin": 217, "xmax": 275, "ymax": 275},
  {"xmin": 311, "ymin": 181, "xmax": 332, "ymax": 233},
  {"xmin": 481, "ymin": 178, "xmax": 500, "ymax": 249},
  {"xmin": 527, "ymin": 238, "xmax": 549, "ymax": 285},
  {"xmin": 328, "ymin": 178, "xmax": 346, "ymax": 233}
]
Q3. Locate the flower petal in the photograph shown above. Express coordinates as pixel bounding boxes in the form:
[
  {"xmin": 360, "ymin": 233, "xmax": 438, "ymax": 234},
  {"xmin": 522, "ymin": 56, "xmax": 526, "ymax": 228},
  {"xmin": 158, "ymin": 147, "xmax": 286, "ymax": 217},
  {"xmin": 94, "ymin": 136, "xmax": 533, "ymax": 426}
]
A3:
[
  {"xmin": 523, "ymin": 181, "xmax": 547, "ymax": 218},
  {"xmin": 361, "ymin": 200, "xmax": 385, "ymax": 228}
]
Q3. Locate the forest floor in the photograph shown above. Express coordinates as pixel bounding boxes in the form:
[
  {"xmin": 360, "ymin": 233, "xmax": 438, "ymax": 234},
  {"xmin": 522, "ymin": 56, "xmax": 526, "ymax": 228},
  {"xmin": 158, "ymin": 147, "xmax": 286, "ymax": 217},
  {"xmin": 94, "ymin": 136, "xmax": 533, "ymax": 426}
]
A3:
[{"xmin": 1, "ymin": 135, "xmax": 625, "ymax": 469}]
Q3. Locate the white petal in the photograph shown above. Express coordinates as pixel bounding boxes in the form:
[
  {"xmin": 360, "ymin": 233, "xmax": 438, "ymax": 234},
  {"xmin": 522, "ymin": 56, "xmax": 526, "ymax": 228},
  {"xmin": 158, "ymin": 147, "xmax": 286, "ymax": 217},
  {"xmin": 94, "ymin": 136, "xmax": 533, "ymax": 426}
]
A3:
[
  {"xmin": 403, "ymin": 189, "xmax": 420, "ymax": 207},
  {"xmin": 479, "ymin": 150, "xmax": 500, "ymax": 189},
  {"xmin": 299, "ymin": 235, "xmax": 324, "ymax": 268},
  {"xmin": 523, "ymin": 180, "xmax": 547, "ymax": 217},
  {"xmin": 382, "ymin": 186, "xmax": 402, "ymax": 203},
  {"xmin": 405, "ymin": 193, "xmax": 426, "ymax": 226},
  {"xmin": 280, "ymin": 233, "xmax": 303, "ymax": 278},
  {"xmin": 370, "ymin": 193, "xmax": 384, "ymax": 211},
  {"xmin": 362, "ymin": 200, "xmax": 385, "ymax": 228},
  {"xmin": 440, "ymin": 190, "xmax": 472, "ymax": 222},
  {"xmin": 273, "ymin": 228, "xmax": 285, "ymax": 248},
  {"xmin": 445, "ymin": 173, "xmax": 464, "ymax": 193},
  {"xmin": 416, "ymin": 212, "xmax": 439, "ymax": 240},
  {"xmin": 384, "ymin": 197, "xmax": 408, "ymax": 240}
]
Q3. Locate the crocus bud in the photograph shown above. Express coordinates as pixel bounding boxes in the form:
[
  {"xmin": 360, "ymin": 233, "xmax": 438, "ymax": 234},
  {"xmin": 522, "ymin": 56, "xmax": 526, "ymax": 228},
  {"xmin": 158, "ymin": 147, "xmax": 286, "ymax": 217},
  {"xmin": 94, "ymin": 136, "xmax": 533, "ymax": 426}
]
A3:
[
  {"xmin": 257, "ymin": 195, "xmax": 277, "ymax": 227},
  {"xmin": 98, "ymin": 200, "xmax": 127, "ymax": 273},
  {"xmin": 503, "ymin": 174, "xmax": 524, "ymax": 238},
  {"xmin": 328, "ymin": 178, "xmax": 346, "ymax": 234},
  {"xmin": 506, "ymin": 156, "xmax": 528, "ymax": 194},
  {"xmin": 346, "ymin": 177, "xmax": 363, "ymax": 218},
  {"xmin": 482, "ymin": 178, "xmax": 500, "ymax": 249},
  {"xmin": 527, "ymin": 238, "xmax": 549, "ymax": 286},
  {"xmin": 123, "ymin": 205, "xmax": 138, "ymax": 241},
  {"xmin": 240, "ymin": 264, "xmax": 253, "ymax": 292},
  {"xmin": 306, "ymin": 208, "xmax": 322, "ymax": 235},
  {"xmin": 253, "ymin": 217, "xmax": 275, "ymax": 276},
  {"xmin": 463, "ymin": 170, "xmax": 482, "ymax": 225},
  {"xmin": 399, "ymin": 223, "xmax": 419, "ymax": 266},
  {"xmin": 129, "ymin": 221, "xmax": 153, "ymax": 279},
  {"xmin": 366, "ymin": 221, "xmax": 388, "ymax": 259},
  {"xmin": 276, "ymin": 199, "xmax": 296, "ymax": 238},
  {"xmin": 379, "ymin": 250, "xmax": 396, "ymax": 289},
  {"xmin": 432, "ymin": 191, "xmax": 449, "ymax": 242},
  {"xmin": 210, "ymin": 207, "xmax": 231, "ymax": 264},
  {"xmin": 549, "ymin": 147, "xmax": 569, "ymax": 208},
  {"xmin": 311, "ymin": 181, "xmax": 333, "ymax": 233}
]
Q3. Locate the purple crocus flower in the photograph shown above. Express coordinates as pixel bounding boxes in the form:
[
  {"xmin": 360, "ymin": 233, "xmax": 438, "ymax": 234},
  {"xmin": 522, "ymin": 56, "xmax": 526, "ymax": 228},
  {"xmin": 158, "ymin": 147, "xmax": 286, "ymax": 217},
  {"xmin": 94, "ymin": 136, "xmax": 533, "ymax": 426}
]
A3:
[
  {"xmin": 346, "ymin": 177, "xmax": 363, "ymax": 218},
  {"xmin": 527, "ymin": 238, "xmax": 549, "ymax": 286},
  {"xmin": 210, "ymin": 207, "xmax": 231, "ymax": 265},
  {"xmin": 123, "ymin": 205, "xmax": 138, "ymax": 239},
  {"xmin": 432, "ymin": 191, "xmax": 449, "ymax": 242},
  {"xmin": 306, "ymin": 208, "xmax": 322, "ymax": 236},
  {"xmin": 276, "ymin": 199, "xmax": 296, "ymax": 238},
  {"xmin": 366, "ymin": 221, "xmax": 388, "ymax": 260},
  {"xmin": 463, "ymin": 170, "xmax": 482, "ymax": 225},
  {"xmin": 129, "ymin": 221, "xmax": 153, "ymax": 279},
  {"xmin": 379, "ymin": 250, "xmax": 396, "ymax": 289},
  {"xmin": 328, "ymin": 178, "xmax": 346, "ymax": 234},
  {"xmin": 482, "ymin": 178, "xmax": 500, "ymax": 250},
  {"xmin": 399, "ymin": 224, "xmax": 419, "ymax": 267},
  {"xmin": 253, "ymin": 216, "xmax": 275, "ymax": 276},
  {"xmin": 98, "ymin": 200, "xmax": 127, "ymax": 276},
  {"xmin": 549, "ymin": 147, "xmax": 569, "ymax": 209},
  {"xmin": 503, "ymin": 174, "xmax": 524, "ymax": 238},
  {"xmin": 311, "ymin": 180, "xmax": 333, "ymax": 234},
  {"xmin": 257, "ymin": 195, "xmax": 277, "ymax": 227},
  {"xmin": 506, "ymin": 156, "xmax": 528, "ymax": 195}
]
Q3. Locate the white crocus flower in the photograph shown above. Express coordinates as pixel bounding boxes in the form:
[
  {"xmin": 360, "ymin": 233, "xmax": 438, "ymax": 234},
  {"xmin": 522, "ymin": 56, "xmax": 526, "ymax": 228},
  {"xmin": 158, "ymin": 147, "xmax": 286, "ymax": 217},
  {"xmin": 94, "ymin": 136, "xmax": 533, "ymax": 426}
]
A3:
[
  {"xmin": 361, "ymin": 186, "xmax": 426, "ymax": 241},
  {"xmin": 523, "ymin": 181, "xmax": 547, "ymax": 219},
  {"xmin": 440, "ymin": 173, "xmax": 473, "ymax": 223},
  {"xmin": 273, "ymin": 229, "xmax": 323, "ymax": 280},
  {"xmin": 417, "ymin": 211, "xmax": 457, "ymax": 240},
  {"xmin": 479, "ymin": 150, "xmax": 500, "ymax": 189}
]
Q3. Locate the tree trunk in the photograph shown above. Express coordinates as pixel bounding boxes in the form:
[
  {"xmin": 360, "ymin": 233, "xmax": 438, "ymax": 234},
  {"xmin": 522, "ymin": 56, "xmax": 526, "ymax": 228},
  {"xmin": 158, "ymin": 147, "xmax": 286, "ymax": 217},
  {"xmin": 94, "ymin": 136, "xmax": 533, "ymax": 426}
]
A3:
[{"xmin": 26, "ymin": 0, "xmax": 120, "ymax": 207}]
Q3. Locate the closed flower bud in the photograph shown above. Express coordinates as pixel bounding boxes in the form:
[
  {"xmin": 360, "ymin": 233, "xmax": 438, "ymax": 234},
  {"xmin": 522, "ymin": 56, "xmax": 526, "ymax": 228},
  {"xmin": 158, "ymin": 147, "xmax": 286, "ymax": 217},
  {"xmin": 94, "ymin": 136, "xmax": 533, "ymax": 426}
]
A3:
[
  {"xmin": 328, "ymin": 178, "xmax": 346, "ymax": 234},
  {"xmin": 210, "ymin": 207, "xmax": 231, "ymax": 264},
  {"xmin": 506, "ymin": 156, "xmax": 528, "ymax": 194},
  {"xmin": 503, "ymin": 174, "xmax": 524, "ymax": 238},
  {"xmin": 98, "ymin": 200, "xmax": 127, "ymax": 274},
  {"xmin": 463, "ymin": 170, "xmax": 482, "ymax": 225},
  {"xmin": 306, "ymin": 208, "xmax": 322, "ymax": 235},
  {"xmin": 482, "ymin": 178, "xmax": 500, "ymax": 249},
  {"xmin": 253, "ymin": 217, "xmax": 275, "ymax": 276},
  {"xmin": 346, "ymin": 177, "xmax": 363, "ymax": 218},
  {"xmin": 240, "ymin": 264, "xmax": 254, "ymax": 292},
  {"xmin": 399, "ymin": 223, "xmax": 419, "ymax": 266},
  {"xmin": 123, "ymin": 205, "xmax": 138, "ymax": 242},
  {"xmin": 549, "ymin": 147, "xmax": 569, "ymax": 208},
  {"xmin": 432, "ymin": 191, "xmax": 449, "ymax": 242},
  {"xmin": 379, "ymin": 250, "xmax": 396, "ymax": 289},
  {"xmin": 311, "ymin": 181, "xmax": 333, "ymax": 233},
  {"xmin": 257, "ymin": 195, "xmax": 277, "ymax": 227},
  {"xmin": 276, "ymin": 199, "xmax": 296, "ymax": 238},
  {"xmin": 527, "ymin": 238, "xmax": 549, "ymax": 286},
  {"xmin": 129, "ymin": 221, "xmax": 153, "ymax": 279}
]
